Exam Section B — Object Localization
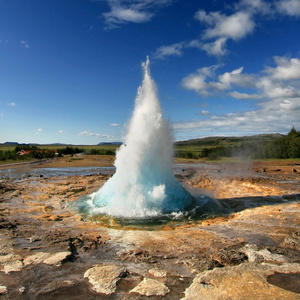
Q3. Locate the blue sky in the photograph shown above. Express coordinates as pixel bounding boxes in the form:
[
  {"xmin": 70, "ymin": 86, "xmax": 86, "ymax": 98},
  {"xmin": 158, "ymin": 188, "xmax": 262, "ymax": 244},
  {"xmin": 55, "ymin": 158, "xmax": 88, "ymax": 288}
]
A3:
[{"xmin": 1, "ymin": 0, "xmax": 300, "ymax": 144}]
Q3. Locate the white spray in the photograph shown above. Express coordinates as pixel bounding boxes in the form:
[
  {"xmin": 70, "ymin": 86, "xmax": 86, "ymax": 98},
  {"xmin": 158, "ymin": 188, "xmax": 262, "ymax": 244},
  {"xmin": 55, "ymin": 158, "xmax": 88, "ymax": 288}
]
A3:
[{"xmin": 85, "ymin": 57, "xmax": 194, "ymax": 218}]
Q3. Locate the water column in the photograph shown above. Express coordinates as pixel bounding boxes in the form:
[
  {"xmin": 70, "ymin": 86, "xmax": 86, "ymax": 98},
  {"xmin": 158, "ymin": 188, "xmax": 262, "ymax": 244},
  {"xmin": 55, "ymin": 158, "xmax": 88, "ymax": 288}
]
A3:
[{"xmin": 84, "ymin": 57, "xmax": 194, "ymax": 218}]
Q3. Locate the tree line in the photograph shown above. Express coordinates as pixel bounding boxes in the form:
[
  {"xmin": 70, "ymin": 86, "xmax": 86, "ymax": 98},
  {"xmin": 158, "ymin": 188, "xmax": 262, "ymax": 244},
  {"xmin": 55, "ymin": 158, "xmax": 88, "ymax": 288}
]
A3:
[
  {"xmin": 0, "ymin": 146, "xmax": 84, "ymax": 162},
  {"xmin": 0, "ymin": 145, "xmax": 116, "ymax": 162},
  {"xmin": 175, "ymin": 127, "xmax": 300, "ymax": 160}
]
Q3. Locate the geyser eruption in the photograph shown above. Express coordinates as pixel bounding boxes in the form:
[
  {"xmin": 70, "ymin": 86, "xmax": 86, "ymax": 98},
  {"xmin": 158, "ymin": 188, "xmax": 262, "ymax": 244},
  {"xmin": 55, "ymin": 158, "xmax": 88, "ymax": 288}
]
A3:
[{"xmin": 80, "ymin": 57, "xmax": 194, "ymax": 218}]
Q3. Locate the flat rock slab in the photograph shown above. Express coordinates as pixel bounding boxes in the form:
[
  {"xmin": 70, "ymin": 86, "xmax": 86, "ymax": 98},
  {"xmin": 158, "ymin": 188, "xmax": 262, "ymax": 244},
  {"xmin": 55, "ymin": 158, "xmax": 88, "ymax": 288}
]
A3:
[
  {"xmin": 84, "ymin": 264, "xmax": 127, "ymax": 295},
  {"xmin": 24, "ymin": 251, "xmax": 72, "ymax": 267},
  {"xmin": 0, "ymin": 251, "xmax": 72, "ymax": 274},
  {"xmin": 23, "ymin": 252, "xmax": 52, "ymax": 266},
  {"xmin": 182, "ymin": 262, "xmax": 300, "ymax": 300},
  {"xmin": 43, "ymin": 251, "xmax": 72, "ymax": 266},
  {"xmin": 130, "ymin": 278, "xmax": 170, "ymax": 296},
  {"xmin": 0, "ymin": 254, "xmax": 23, "ymax": 273}
]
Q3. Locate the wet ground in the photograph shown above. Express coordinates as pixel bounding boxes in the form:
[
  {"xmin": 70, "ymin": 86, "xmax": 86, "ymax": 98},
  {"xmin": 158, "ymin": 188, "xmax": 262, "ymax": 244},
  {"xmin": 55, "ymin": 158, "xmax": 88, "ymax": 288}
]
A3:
[{"xmin": 0, "ymin": 158, "xmax": 299, "ymax": 299}]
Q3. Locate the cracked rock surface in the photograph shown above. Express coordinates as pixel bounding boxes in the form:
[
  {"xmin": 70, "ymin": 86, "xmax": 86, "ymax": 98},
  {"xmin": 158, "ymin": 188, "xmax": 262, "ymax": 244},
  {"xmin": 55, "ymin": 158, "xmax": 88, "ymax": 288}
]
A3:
[{"xmin": 0, "ymin": 159, "xmax": 299, "ymax": 299}]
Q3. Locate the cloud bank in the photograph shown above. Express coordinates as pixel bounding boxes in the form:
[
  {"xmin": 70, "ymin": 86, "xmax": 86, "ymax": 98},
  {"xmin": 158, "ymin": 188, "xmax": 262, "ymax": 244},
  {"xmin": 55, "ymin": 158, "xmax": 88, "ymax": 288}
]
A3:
[{"xmin": 174, "ymin": 56, "xmax": 300, "ymax": 137}]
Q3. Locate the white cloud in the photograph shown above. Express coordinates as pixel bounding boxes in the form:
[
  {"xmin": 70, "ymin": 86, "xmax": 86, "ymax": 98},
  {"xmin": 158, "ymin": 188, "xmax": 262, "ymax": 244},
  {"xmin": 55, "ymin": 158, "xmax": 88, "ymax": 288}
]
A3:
[
  {"xmin": 236, "ymin": 0, "xmax": 272, "ymax": 15},
  {"xmin": 258, "ymin": 57, "xmax": 300, "ymax": 99},
  {"xmin": 20, "ymin": 40, "xmax": 30, "ymax": 48},
  {"xmin": 153, "ymin": 0, "xmax": 300, "ymax": 60},
  {"xmin": 182, "ymin": 56, "xmax": 300, "ymax": 100},
  {"xmin": 196, "ymin": 11, "xmax": 255, "ymax": 41},
  {"xmin": 276, "ymin": 0, "xmax": 300, "ymax": 16},
  {"xmin": 197, "ymin": 110, "xmax": 210, "ymax": 116},
  {"xmin": 181, "ymin": 69, "xmax": 211, "ymax": 96},
  {"xmin": 58, "ymin": 130, "xmax": 64, "ymax": 134},
  {"xmin": 258, "ymin": 77, "xmax": 299, "ymax": 98},
  {"xmin": 237, "ymin": 0, "xmax": 300, "ymax": 17},
  {"xmin": 199, "ymin": 37, "xmax": 227, "ymax": 56},
  {"xmin": 194, "ymin": 10, "xmax": 255, "ymax": 57},
  {"xmin": 79, "ymin": 130, "xmax": 112, "ymax": 138},
  {"xmin": 182, "ymin": 65, "xmax": 255, "ymax": 96},
  {"xmin": 102, "ymin": 0, "xmax": 173, "ymax": 29},
  {"xmin": 103, "ymin": 7, "xmax": 152, "ymax": 28},
  {"xmin": 109, "ymin": 123, "xmax": 120, "ymax": 127},
  {"xmin": 173, "ymin": 98, "xmax": 300, "ymax": 135},
  {"xmin": 229, "ymin": 91, "xmax": 262, "ymax": 99},
  {"xmin": 157, "ymin": 8, "xmax": 256, "ymax": 59},
  {"xmin": 35, "ymin": 128, "xmax": 43, "ymax": 135},
  {"xmin": 8, "ymin": 102, "xmax": 17, "ymax": 107},
  {"xmin": 177, "ymin": 55, "xmax": 300, "ymax": 136},
  {"xmin": 217, "ymin": 67, "xmax": 246, "ymax": 89},
  {"xmin": 264, "ymin": 56, "xmax": 300, "ymax": 80},
  {"xmin": 188, "ymin": 38, "xmax": 228, "ymax": 57},
  {"xmin": 153, "ymin": 42, "xmax": 185, "ymax": 59}
]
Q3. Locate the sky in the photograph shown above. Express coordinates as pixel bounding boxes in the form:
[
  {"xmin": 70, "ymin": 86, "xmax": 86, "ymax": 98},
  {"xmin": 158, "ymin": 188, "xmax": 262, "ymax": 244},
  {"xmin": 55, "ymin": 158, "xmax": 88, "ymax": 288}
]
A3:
[{"xmin": 1, "ymin": 0, "xmax": 300, "ymax": 145}]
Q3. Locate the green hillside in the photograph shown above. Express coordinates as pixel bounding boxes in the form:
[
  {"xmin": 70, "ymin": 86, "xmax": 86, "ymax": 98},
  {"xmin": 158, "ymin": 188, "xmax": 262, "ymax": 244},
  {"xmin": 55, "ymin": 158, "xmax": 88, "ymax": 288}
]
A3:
[
  {"xmin": 174, "ymin": 130, "xmax": 299, "ymax": 160},
  {"xmin": 175, "ymin": 133, "xmax": 283, "ymax": 147}
]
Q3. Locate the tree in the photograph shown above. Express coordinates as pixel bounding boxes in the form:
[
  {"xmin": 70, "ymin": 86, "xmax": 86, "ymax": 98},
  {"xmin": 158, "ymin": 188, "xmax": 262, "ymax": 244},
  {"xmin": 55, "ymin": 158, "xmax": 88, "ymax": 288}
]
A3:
[{"xmin": 287, "ymin": 127, "xmax": 300, "ymax": 158}]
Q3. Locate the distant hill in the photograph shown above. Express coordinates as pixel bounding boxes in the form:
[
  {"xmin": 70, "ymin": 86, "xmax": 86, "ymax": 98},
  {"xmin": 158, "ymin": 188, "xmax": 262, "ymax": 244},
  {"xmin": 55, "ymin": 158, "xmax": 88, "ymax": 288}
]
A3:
[
  {"xmin": 97, "ymin": 142, "xmax": 122, "ymax": 146},
  {"xmin": 3, "ymin": 142, "xmax": 19, "ymax": 145},
  {"xmin": 2, "ymin": 142, "xmax": 40, "ymax": 146},
  {"xmin": 175, "ymin": 134, "xmax": 284, "ymax": 147}
]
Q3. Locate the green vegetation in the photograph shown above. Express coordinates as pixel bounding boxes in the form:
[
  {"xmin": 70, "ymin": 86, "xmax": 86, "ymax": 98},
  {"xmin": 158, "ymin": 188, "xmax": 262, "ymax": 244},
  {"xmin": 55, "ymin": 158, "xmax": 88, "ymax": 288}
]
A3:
[
  {"xmin": 0, "ymin": 145, "xmax": 58, "ymax": 162},
  {"xmin": 0, "ymin": 144, "xmax": 119, "ymax": 163},
  {"xmin": 174, "ymin": 127, "xmax": 300, "ymax": 161},
  {"xmin": 1, "ymin": 128, "xmax": 299, "ymax": 164}
]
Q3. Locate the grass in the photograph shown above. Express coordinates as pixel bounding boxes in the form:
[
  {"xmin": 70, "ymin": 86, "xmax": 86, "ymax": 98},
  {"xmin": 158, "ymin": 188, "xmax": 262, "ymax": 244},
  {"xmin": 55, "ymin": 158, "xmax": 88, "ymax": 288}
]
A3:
[
  {"xmin": 1, "ymin": 143, "xmax": 300, "ymax": 164},
  {"xmin": 0, "ymin": 144, "xmax": 121, "ymax": 152},
  {"xmin": 250, "ymin": 157, "xmax": 300, "ymax": 162},
  {"xmin": 0, "ymin": 145, "xmax": 16, "ymax": 151},
  {"xmin": 175, "ymin": 155, "xmax": 300, "ymax": 164},
  {"xmin": 0, "ymin": 144, "xmax": 120, "ymax": 165},
  {"xmin": 0, "ymin": 159, "xmax": 37, "ymax": 165}
]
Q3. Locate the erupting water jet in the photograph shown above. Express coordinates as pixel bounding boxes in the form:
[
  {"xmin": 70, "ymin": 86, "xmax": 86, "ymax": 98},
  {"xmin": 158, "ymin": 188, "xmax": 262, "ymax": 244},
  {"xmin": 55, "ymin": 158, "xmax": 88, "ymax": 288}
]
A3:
[{"xmin": 75, "ymin": 57, "xmax": 206, "ymax": 221}]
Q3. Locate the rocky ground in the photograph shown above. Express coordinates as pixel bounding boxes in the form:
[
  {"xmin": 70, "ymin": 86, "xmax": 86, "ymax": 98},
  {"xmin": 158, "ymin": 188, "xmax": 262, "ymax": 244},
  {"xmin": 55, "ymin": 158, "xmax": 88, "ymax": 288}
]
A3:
[{"xmin": 0, "ymin": 157, "xmax": 299, "ymax": 299}]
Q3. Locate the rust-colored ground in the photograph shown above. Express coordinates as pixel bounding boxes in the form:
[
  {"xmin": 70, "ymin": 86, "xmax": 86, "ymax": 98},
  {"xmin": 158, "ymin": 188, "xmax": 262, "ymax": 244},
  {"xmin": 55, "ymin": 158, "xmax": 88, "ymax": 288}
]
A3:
[{"xmin": 0, "ymin": 156, "xmax": 299, "ymax": 299}]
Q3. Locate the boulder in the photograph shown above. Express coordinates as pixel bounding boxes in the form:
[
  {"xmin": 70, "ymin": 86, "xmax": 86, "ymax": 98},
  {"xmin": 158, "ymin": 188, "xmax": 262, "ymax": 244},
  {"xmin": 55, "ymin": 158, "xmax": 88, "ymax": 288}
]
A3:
[
  {"xmin": 0, "ymin": 286, "xmax": 7, "ymax": 295},
  {"xmin": 241, "ymin": 244, "xmax": 264, "ymax": 263},
  {"xmin": 241, "ymin": 244, "xmax": 288, "ymax": 263},
  {"xmin": 182, "ymin": 262, "xmax": 300, "ymax": 300},
  {"xmin": 211, "ymin": 243, "xmax": 248, "ymax": 266},
  {"xmin": 130, "ymin": 278, "xmax": 170, "ymax": 296},
  {"xmin": 84, "ymin": 264, "xmax": 127, "ymax": 294}
]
